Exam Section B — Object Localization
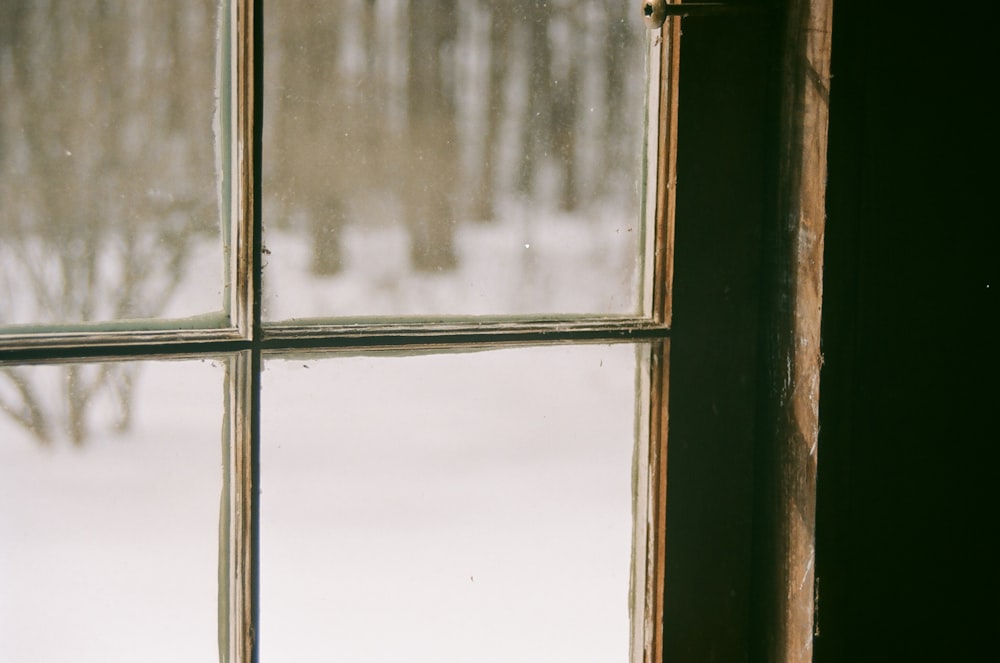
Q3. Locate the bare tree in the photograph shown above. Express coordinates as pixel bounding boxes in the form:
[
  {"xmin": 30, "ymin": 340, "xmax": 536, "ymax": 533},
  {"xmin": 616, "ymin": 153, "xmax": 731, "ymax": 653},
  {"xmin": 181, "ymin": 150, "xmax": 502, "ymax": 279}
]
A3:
[
  {"xmin": 602, "ymin": 0, "xmax": 642, "ymax": 200},
  {"xmin": 549, "ymin": 1, "xmax": 582, "ymax": 212},
  {"xmin": 270, "ymin": 0, "xmax": 346, "ymax": 275},
  {"xmin": 471, "ymin": 2, "xmax": 517, "ymax": 222},
  {"xmin": 0, "ymin": 0, "xmax": 219, "ymax": 445},
  {"xmin": 404, "ymin": 0, "xmax": 460, "ymax": 270}
]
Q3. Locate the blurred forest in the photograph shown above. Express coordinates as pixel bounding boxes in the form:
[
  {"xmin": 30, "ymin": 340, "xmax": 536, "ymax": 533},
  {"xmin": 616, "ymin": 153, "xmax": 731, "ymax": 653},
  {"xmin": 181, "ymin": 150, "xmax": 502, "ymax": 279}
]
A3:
[
  {"xmin": 0, "ymin": 0, "xmax": 221, "ymax": 444},
  {"xmin": 0, "ymin": 0, "xmax": 645, "ymax": 445},
  {"xmin": 0, "ymin": 0, "xmax": 221, "ymax": 326},
  {"xmin": 264, "ymin": 0, "xmax": 645, "ymax": 272}
]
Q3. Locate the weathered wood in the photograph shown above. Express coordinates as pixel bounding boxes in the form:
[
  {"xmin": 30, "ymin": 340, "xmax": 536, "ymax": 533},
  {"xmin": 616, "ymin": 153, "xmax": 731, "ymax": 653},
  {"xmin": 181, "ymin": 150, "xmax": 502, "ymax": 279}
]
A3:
[
  {"xmin": 653, "ymin": 15, "xmax": 682, "ymax": 327},
  {"xmin": 754, "ymin": 1, "xmax": 833, "ymax": 661},
  {"xmin": 647, "ymin": 16, "xmax": 682, "ymax": 660}
]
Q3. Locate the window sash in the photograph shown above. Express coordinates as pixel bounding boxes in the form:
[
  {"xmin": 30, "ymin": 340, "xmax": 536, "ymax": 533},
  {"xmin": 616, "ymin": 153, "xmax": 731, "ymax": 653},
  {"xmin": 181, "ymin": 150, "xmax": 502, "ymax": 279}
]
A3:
[
  {"xmin": 0, "ymin": 0, "xmax": 675, "ymax": 353},
  {"xmin": 0, "ymin": 3, "xmax": 679, "ymax": 662}
]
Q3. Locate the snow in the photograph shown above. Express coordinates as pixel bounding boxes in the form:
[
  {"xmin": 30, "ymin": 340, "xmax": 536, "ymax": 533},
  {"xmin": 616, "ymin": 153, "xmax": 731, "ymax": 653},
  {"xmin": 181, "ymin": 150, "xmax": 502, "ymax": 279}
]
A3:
[
  {"xmin": 2, "ymin": 225, "xmax": 648, "ymax": 662},
  {"xmin": 0, "ymin": 360, "xmax": 225, "ymax": 663},
  {"xmin": 260, "ymin": 346, "xmax": 641, "ymax": 662},
  {"xmin": 262, "ymin": 197, "xmax": 643, "ymax": 320}
]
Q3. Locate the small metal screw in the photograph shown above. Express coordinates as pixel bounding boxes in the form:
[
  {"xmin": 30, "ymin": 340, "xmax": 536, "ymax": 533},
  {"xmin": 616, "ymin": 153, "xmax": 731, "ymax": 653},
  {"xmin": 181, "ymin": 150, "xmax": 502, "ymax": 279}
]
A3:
[{"xmin": 642, "ymin": 0, "xmax": 668, "ymax": 29}]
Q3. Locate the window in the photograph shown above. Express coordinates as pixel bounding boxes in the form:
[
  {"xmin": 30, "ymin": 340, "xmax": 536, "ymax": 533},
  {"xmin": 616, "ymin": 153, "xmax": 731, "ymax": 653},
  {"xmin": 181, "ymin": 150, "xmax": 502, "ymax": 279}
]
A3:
[
  {"xmin": 1, "ymin": 2, "xmax": 671, "ymax": 661},
  {"xmin": 1, "ymin": 2, "xmax": 832, "ymax": 662}
]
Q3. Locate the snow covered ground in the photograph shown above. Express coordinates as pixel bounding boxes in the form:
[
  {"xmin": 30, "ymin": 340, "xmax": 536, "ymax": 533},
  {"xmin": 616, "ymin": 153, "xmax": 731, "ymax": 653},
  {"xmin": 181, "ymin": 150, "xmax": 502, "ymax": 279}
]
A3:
[
  {"xmin": 260, "ymin": 345, "xmax": 642, "ymax": 662},
  {"xmin": 0, "ymin": 360, "xmax": 226, "ymax": 663},
  {"xmin": 261, "ymin": 196, "xmax": 643, "ymax": 320},
  {"xmin": 2, "ymin": 221, "xmax": 647, "ymax": 661}
]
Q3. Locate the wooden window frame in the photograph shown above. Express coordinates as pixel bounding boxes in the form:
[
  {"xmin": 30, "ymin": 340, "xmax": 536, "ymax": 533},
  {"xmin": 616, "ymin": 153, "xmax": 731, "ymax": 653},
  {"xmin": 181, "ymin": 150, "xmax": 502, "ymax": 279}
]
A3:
[
  {"xmin": 649, "ymin": 1, "xmax": 831, "ymax": 662},
  {"xmin": 0, "ymin": 1, "xmax": 833, "ymax": 661}
]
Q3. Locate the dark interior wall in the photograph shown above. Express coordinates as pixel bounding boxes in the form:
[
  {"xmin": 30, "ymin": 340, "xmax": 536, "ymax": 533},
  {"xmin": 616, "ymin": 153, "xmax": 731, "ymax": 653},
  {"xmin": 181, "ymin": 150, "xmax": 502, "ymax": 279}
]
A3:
[
  {"xmin": 664, "ymin": 11, "xmax": 772, "ymax": 662},
  {"xmin": 661, "ymin": 2, "xmax": 997, "ymax": 659},
  {"xmin": 816, "ymin": 2, "xmax": 998, "ymax": 660}
]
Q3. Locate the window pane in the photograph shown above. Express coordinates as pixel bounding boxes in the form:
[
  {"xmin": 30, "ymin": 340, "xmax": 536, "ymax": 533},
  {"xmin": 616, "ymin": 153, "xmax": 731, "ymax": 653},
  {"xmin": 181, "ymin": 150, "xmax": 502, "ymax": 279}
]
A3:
[
  {"xmin": 261, "ymin": 343, "xmax": 647, "ymax": 662},
  {"xmin": 263, "ymin": 1, "xmax": 647, "ymax": 319},
  {"xmin": 0, "ymin": 359, "xmax": 228, "ymax": 663},
  {"xmin": 0, "ymin": 2, "xmax": 228, "ymax": 330}
]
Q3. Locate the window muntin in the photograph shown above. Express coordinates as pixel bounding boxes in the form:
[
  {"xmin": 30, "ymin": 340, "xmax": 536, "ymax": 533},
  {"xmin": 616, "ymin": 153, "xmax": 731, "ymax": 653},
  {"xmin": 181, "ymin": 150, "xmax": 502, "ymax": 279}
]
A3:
[{"xmin": 0, "ymin": 2, "xmax": 675, "ymax": 662}]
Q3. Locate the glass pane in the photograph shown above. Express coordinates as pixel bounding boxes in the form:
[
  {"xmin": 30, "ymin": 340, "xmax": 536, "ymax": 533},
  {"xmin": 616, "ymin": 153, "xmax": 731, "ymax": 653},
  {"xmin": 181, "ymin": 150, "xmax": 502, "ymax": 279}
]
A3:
[
  {"xmin": 263, "ymin": 1, "xmax": 647, "ymax": 319},
  {"xmin": 0, "ymin": 2, "xmax": 228, "ymax": 330},
  {"xmin": 261, "ymin": 344, "xmax": 647, "ymax": 662},
  {"xmin": 0, "ymin": 359, "xmax": 228, "ymax": 663}
]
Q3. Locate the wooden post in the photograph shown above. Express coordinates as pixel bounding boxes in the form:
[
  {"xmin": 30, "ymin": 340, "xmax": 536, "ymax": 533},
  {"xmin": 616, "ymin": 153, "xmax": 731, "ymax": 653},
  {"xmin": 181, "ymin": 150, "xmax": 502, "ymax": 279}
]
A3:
[{"xmin": 754, "ymin": 0, "xmax": 833, "ymax": 661}]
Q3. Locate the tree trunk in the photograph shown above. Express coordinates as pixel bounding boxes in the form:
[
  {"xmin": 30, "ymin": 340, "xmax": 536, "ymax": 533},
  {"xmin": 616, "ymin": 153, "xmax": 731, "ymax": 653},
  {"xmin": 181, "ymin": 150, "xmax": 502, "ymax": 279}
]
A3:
[{"xmin": 405, "ymin": 0, "xmax": 459, "ymax": 271}]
